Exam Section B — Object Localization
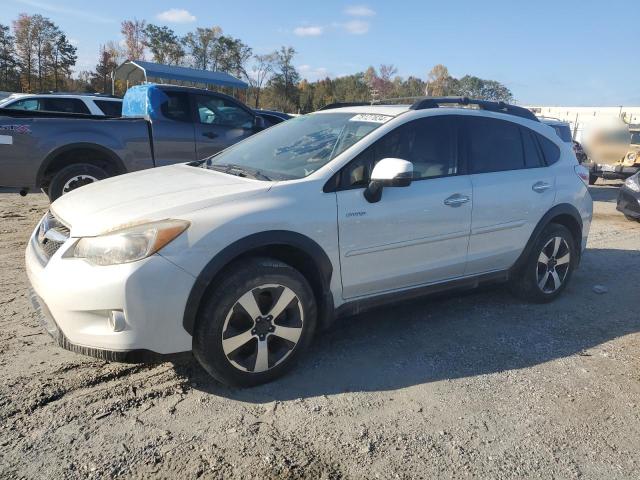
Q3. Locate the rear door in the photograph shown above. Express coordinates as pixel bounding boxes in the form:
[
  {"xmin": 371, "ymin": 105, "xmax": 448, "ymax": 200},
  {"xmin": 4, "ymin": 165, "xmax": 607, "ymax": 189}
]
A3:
[
  {"xmin": 335, "ymin": 115, "xmax": 472, "ymax": 299},
  {"xmin": 464, "ymin": 116, "xmax": 556, "ymax": 274},
  {"xmin": 151, "ymin": 90, "xmax": 197, "ymax": 167},
  {"xmin": 193, "ymin": 94, "xmax": 256, "ymax": 160}
]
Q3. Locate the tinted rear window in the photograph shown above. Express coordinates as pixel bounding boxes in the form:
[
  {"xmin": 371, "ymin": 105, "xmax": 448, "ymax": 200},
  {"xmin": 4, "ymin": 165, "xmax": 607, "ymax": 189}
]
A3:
[
  {"xmin": 42, "ymin": 98, "xmax": 90, "ymax": 114},
  {"xmin": 536, "ymin": 134, "xmax": 561, "ymax": 165},
  {"xmin": 467, "ymin": 117, "xmax": 525, "ymax": 173},
  {"xmin": 94, "ymin": 100, "xmax": 122, "ymax": 116}
]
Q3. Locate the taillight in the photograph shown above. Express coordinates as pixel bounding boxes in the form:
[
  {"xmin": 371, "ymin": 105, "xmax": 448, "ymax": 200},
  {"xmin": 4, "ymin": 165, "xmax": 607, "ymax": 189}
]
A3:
[{"xmin": 574, "ymin": 165, "xmax": 589, "ymax": 185}]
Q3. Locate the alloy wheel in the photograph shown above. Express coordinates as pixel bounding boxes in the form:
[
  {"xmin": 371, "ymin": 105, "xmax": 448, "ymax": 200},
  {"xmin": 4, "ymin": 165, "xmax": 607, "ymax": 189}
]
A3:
[
  {"xmin": 221, "ymin": 284, "xmax": 304, "ymax": 373},
  {"xmin": 537, "ymin": 236, "xmax": 571, "ymax": 293}
]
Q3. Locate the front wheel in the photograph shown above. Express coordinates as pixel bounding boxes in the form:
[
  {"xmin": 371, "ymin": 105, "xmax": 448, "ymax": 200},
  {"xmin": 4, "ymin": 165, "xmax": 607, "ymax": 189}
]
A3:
[
  {"xmin": 193, "ymin": 257, "xmax": 317, "ymax": 387},
  {"xmin": 509, "ymin": 224, "xmax": 577, "ymax": 303},
  {"xmin": 48, "ymin": 163, "xmax": 108, "ymax": 201}
]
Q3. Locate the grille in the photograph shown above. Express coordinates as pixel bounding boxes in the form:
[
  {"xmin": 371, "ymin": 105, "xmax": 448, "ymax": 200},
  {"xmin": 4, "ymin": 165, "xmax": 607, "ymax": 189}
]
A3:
[{"xmin": 36, "ymin": 211, "xmax": 70, "ymax": 261}]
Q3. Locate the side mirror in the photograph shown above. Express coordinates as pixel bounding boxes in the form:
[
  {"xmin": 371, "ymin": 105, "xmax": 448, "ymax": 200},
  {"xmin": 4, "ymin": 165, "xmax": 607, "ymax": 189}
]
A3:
[
  {"xmin": 253, "ymin": 115, "xmax": 267, "ymax": 131},
  {"xmin": 364, "ymin": 158, "xmax": 413, "ymax": 203}
]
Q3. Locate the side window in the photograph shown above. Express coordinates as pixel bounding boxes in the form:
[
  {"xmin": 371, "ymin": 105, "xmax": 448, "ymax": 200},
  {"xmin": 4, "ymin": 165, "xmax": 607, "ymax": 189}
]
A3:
[
  {"xmin": 42, "ymin": 98, "xmax": 91, "ymax": 114},
  {"xmin": 536, "ymin": 133, "xmax": 561, "ymax": 165},
  {"xmin": 467, "ymin": 117, "xmax": 525, "ymax": 173},
  {"xmin": 6, "ymin": 98, "xmax": 40, "ymax": 111},
  {"xmin": 521, "ymin": 127, "xmax": 544, "ymax": 168},
  {"xmin": 195, "ymin": 95, "xmax": 254, "ymax": 129},
  {"xmin": 160, "ymin": 91, "xmax": 192, "ymax": 123},
  {"xmin": 339, "ymin": 116, "xmax": 458, "ymax": 189},
  {"xmin": 94, "ymin": 100, "xmax": 122, "ymax": 117}
]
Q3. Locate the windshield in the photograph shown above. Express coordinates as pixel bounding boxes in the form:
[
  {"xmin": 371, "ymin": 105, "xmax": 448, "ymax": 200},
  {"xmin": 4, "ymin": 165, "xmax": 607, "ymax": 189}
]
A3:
[
  {"xmin": 204, "ymin": 112, "xmax": 392, "ymax": 180},
  {"xmin": 631, "ymin": 132, "xmax": 640, "ymax": 145}
]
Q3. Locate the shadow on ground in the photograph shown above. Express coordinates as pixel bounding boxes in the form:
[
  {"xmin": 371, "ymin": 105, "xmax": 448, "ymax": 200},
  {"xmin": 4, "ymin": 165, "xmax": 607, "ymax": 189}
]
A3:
[
  {"xmin": 588, "ymin": 182, "xmax": 623, "ymax": 203},
  {"xmin": 174, "ymin": 247, "xmax": 640, "ymax": 402}
]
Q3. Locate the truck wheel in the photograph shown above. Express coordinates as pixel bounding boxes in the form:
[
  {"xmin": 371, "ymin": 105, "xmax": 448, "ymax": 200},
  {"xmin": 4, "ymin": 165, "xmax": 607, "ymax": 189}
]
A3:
[
  {"xmin": 509, "ymin": 224, "xmax": 577, "ymax": 303},
  {"xmin": 48, "ymin": 163, "xmax": 108, "ymax": 201},
  {"xmin": 588, "ymin": 174, "xmax": 597, "ymax": 185},
  {"xmin": 193, "ymin": 257, "xmax": 317, "ymax": 387}
]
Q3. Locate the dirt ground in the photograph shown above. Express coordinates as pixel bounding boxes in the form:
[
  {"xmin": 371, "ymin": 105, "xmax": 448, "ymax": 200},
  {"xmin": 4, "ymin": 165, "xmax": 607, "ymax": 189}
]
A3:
[{"xmin": 1, "ymin": 184, "xmax": 639, "ymax": 479}]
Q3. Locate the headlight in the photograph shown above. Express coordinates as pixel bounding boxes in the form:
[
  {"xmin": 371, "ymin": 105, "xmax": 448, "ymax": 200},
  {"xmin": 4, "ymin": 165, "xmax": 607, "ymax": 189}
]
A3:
[
  {"xmin": 627, "ymin": 152, "xmax": 637, "ymax": 162},
  {"xmin": 73, "ymin": 219, "xmax": 190, "ymax": 266},
  {"xmin": 624, "ymin": 175, "xmax": 640, "ymax": 193}
]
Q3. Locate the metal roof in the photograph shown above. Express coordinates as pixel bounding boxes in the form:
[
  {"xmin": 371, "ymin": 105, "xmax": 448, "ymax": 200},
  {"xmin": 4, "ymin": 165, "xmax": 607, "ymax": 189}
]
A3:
[{"xmin": 114, "ymin": 60, "xmax": 248, "ymax": 89}]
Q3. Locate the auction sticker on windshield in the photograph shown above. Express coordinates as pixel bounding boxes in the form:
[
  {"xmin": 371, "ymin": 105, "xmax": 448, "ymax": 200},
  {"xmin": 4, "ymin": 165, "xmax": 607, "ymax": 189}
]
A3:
[{"xmin": 349, "ymin": 113, "xmax": 393, "ymax": 124}]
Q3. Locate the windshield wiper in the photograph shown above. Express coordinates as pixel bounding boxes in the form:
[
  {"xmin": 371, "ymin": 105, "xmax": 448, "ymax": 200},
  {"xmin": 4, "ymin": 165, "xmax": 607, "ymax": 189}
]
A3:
[{"xmin": 207, "ymin": 163, "xmax": 271, "ymax": 181}]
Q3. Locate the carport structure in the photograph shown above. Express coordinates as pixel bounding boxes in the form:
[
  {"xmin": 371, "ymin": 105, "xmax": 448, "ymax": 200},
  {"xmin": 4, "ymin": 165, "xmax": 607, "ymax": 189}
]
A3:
[{"xmin": 112, "ymin": 60, "xmax": 248, "ymax": 94}]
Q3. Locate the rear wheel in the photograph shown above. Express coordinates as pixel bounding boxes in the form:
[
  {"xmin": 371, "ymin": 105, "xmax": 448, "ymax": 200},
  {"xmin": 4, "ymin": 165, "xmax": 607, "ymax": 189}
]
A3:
[
  {"xmin": 510, "ymin": 224, "xmax": 577, "ymax": 303},
  {"xmin": 48, "ymin": 163, "xmax": 108, "ymax": 201},
  {"xmin": 193, "ymin": 257, "xmax": 317, "ymax": 387}
]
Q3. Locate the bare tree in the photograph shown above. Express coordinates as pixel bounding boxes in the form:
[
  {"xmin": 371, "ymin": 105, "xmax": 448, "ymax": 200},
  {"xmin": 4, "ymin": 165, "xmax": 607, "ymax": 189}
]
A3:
[
  {"xmin": 248, "ymin": 52, "xmax": 276, "ymax": 108},
  {"xmin": 121, "ymin": 19, "xmax": 146, "ymax": 60}
]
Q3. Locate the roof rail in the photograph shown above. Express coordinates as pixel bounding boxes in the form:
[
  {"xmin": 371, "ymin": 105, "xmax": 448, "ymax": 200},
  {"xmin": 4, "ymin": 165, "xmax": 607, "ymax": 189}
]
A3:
[
  {"xmin": 409, "ymin": 96, "xmax": 539, "ymax": 122},
  {"xmin": 318, "ymin": 102, "xmax": 371, "ymax": 110}
]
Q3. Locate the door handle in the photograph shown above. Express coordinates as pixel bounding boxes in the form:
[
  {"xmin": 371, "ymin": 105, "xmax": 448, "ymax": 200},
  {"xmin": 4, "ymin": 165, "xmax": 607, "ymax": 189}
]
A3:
[
  {"xmin": 444, "ymin": 194, "xmax": 470, "ymax": 207},
  {"xmin": 532, "ymin": 181, "xmax": 552, "ymax": 193},
  {"xmin": 202, "ymin": 131, "xmax": 218, "ymax": 139}
]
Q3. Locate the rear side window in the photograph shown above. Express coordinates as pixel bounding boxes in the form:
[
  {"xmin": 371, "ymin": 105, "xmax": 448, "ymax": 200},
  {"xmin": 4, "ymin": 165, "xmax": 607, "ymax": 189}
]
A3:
[
  {"xmin": 520, "ymin": 128, "xmax": 544, "ymax": 168},
  {"xmin": 94, "ymin": 100, "xmax": 122, "ymax": 116},
  {"xmin": 467, "ymin": 117, "xmax": 525, "ymax": 173},
  {"xmin": 6, "ymin": 98, "xmax": 40, "ymax": 110},
  {"xmin": 160, "ymin": 91, "xmax": 191, "ymax": 122},
  {"xmin": 42, "ymin": 98, "xmax": 90, "ymax": 114},
  {"xmin": 536, "ymin": 134, "xmax": 561, "ymax": 165}
]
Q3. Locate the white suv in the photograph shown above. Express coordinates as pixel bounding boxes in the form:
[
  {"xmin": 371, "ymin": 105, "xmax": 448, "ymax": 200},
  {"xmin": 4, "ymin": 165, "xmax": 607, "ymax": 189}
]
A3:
[
  {"xmin": 1, "ymin": 93, "xmax": 122, "ymax": 116},
  {"xmin": 26, "ymin": 98, "xmax": 593, "ymax": 386}
]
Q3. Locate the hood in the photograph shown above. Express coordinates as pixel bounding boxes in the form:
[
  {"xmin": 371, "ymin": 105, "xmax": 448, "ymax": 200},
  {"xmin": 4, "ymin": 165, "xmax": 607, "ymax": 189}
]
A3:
[{"xmin": 51, "ymin": 163, "xmax": 272, "ymax": 237}]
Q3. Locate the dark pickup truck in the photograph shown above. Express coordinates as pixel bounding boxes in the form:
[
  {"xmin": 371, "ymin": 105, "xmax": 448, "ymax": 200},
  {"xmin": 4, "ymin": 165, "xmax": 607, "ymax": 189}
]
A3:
[{"xmin": 0, "ymin": 84, "xmax": 272, "ymax": 200}]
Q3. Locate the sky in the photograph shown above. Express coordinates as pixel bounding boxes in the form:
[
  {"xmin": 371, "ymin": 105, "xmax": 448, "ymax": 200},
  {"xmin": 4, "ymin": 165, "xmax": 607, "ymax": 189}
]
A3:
[{"xmin": 3, "ymin": 0, "xmax": 639, "ymax": 106}]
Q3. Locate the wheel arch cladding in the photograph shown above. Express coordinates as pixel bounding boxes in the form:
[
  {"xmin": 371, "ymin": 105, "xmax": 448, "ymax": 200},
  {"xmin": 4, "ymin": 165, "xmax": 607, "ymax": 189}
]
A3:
[
  {"xmin": 37, "ymin": 143, "xmax": 126, "ymax": 187},
  {"xmin": 183, "ymin": 231, "xmax": 335, "ymax": 335},
  {"xmin": 511, "ymin": 203, "xmax": 584, "ymax": 275}
]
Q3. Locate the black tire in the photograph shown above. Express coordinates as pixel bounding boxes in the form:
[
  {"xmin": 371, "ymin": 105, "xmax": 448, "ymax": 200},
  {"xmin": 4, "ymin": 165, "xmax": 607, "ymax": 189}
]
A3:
[
  {"xmin": 509, "ymin": 223, "xmax": 577, "ymax": 303},
  {"xmin": 624, "ymin": 214, "xmax": 640, "ymax": 222},
  {"xmin": 193, "ymin": 257, "xmax": 317, "ymax": 387},
  {"xmin": 48, "ymin": 163, "xmax": 108, "ymax": 201},
  {"xmin": 588, "ymin": 174, "xmax": 598, "ymax": 185}
]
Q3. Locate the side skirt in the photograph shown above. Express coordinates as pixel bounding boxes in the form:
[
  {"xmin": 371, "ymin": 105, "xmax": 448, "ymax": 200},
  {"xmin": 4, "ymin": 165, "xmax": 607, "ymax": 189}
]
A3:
[{"xmin": 334, "ymin": 270, "xmax": 509, "ymax": 318}]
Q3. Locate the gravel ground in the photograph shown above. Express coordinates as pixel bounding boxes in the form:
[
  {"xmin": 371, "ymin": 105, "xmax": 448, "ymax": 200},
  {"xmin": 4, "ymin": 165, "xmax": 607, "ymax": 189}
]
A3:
[{"xmin": 1, "ymin": 184, "xmax": 639, "ymax": 479}]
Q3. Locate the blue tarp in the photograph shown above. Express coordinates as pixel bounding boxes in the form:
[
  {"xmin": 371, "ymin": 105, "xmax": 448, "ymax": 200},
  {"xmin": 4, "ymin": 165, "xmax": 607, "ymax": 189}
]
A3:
[
  {"xmin": 115, "ymin": 60, "xmax": 248, "ymax": 90},
  {"xmin": 121, "ymin": 84, "xmax": 169, "ymax": 119}
]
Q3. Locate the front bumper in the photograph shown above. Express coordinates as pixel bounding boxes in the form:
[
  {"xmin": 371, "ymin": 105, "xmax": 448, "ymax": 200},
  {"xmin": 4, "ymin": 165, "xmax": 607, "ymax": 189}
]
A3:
[
  {"xmin": 617, "ymin": 187, "xmax": 640, "ymax": 219},
  {"xmin": 25, "ymin": 222, "xmax": 196, "ymax": 358}
]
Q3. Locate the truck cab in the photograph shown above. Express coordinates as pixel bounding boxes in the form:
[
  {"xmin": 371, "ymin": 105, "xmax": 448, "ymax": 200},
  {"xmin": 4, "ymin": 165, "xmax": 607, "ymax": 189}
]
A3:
[{"xmin": 124, "ymin": 84, "xmax": 266, "ymax": 167}]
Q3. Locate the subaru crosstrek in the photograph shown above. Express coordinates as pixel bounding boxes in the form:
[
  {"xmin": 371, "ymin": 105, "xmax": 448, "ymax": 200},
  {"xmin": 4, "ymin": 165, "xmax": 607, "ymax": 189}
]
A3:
[{"xmin": 26, "ymin": 97, "xmax": 593, "ymax": 386}]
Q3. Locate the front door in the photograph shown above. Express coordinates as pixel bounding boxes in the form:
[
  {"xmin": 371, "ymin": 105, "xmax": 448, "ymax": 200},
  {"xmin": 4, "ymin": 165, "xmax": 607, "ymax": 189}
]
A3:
[
  {"xmin": 193, "ymin": 94, "xmax": 256, "ymax": 160},
  {"xmin": 335, "ymin": 116, "xmax": 472, "ymax": 299}
]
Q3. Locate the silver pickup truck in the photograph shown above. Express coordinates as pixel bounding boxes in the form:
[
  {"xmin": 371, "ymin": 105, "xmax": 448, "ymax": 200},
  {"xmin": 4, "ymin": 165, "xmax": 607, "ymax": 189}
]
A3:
[{"xmin": 0, "ymin": 84, "xmax": 269, "ymax": 200}]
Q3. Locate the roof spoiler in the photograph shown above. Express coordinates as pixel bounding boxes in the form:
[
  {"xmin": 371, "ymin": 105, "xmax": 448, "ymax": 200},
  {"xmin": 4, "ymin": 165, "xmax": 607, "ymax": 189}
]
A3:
[{"xmin": 409, "ymin": 96, "xmax": 539, "ymax": 122}]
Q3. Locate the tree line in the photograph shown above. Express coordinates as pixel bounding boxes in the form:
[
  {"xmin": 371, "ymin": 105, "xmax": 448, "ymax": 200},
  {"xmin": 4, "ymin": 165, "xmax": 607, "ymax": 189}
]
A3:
[
  {"xmin": 0, "ymin": 14, "xmax": 514, "ymax": 113},
  {"xmin": 0, "ymin": 14, "xmax": 77, "ymax": 92}
]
